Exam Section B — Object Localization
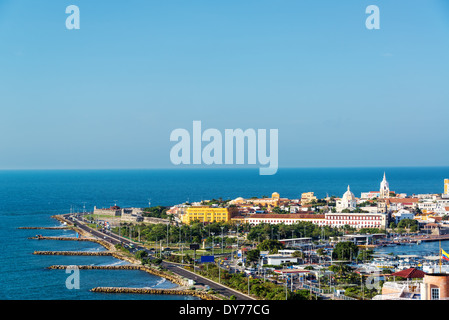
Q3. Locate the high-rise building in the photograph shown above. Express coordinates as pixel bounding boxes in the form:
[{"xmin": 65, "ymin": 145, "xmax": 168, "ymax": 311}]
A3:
[{"xmin": 445, "ymin": 179, "xmax": 449, "ymax": 195}]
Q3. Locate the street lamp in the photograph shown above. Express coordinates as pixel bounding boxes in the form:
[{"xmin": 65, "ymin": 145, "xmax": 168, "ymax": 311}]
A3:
[
  {"xmin": 167, "ymin": 223, "xmax": 169, "ymax": 248},
  {"xmin": 221, "ymin": 226, "xmax": 224, "ymax": 254},
  {"xmin": 212, "ymin": 232, "xmax": 216, "ymax": 256}
]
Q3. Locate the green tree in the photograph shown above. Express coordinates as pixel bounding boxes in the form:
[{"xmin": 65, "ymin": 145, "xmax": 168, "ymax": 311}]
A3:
[
  {"xmin": 397, "ymin": 218, "xmax": 418, "ymax": 229},
  {"xmin": 257, "ymin": 239, "xmax": 284, "ymax": 254},
  {"xmin": 246, "ymin": 249, "xmax": 261, "ymax": 264},
  {"xmin": 135, "ymin": 250, "xmax": 148, "ymax": 260},
  {"xmin": 332, "ymin": 241, "xmax": 359, "ymax": 261}
]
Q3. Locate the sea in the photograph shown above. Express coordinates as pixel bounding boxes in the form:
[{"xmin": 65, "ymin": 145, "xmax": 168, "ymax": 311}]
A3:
[{"xmin": 1, "ymin": 167, "xmax": 448, "ymax": 300}]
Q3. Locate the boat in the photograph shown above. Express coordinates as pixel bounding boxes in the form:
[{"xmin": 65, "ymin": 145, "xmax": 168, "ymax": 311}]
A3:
[{"xmin": 422, "ymin": 264, "xmax": 449, "ymax": 274}]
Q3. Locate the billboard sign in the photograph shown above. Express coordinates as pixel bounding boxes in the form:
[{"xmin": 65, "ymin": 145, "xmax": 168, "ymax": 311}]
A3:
[
  {"xmin": 200, "ymin": 255, "xmax": 215, "ymax": 263},
  {"xmin": 190, "ymin": 244, "xmax": 200, "ymax": 250}
]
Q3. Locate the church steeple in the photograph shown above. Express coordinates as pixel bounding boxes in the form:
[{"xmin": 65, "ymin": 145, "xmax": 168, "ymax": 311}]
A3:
[{"xmin": 380, "ymin": 172, "xmax": 390, "ymax": 199}]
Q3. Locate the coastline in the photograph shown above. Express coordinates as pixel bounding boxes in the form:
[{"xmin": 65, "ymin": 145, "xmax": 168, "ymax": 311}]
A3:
[{"xmin": 48, "ymin": 214, "xmax": 221, "ymax": 301}]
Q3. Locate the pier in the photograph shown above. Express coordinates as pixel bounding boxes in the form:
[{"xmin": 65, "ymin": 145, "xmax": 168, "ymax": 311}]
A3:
[
  {"xmin": 90, "ymin": 287, "xmax": 220, "ymax": 300},
  {"xmin": 33, "ymin": 251, "xmax": 113, "ymax": 256},
  {"xmin": 45, "ymin": 263, "xmax": 190, "ymax": 287},
  {"xmin": 18, "ymin": 226, "xmax": 69, "ymax": 230},
  {"xmin": 28, "ymin": 236, "xmax": 112, "ymax": 249},
  {"xmin": 48, "ymin": 265, "xmax": 139, "ymax": 270}
]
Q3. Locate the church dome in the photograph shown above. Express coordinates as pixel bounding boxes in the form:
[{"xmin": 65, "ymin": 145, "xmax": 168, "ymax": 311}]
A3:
[{"xmin": 342, "ymin": 185, "xmax": 355, "ymax": 201}]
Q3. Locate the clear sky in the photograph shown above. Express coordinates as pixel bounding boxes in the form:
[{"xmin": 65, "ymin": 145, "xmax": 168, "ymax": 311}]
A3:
[{"xmin": 0, "ymin": 0, "xmax": 448, "ymax": 169}]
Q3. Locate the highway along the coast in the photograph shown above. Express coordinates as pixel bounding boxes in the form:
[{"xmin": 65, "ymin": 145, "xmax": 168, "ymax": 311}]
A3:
[{"xmin": 59, "ymin": 213, "xmax": 255, "ymax": 300}]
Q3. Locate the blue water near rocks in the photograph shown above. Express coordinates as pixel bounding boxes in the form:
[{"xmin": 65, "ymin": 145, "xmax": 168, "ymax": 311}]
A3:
[{"xmin": 1, "ymin": 167, "xmax": 448, "ymax": 299}]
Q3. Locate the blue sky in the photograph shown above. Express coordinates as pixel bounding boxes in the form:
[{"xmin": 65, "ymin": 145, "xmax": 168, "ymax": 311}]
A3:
[{"xmin": 0, "ymin": 0, "xmax": 448, "ymax": 169}]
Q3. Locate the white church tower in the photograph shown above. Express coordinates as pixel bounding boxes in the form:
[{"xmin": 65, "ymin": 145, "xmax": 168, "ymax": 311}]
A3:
[{"xmin": 380, "ymin": 172, "xmax": 390, "ymax": 199}]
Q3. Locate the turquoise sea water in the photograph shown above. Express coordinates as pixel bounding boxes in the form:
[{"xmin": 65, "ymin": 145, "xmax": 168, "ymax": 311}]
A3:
[{"xmin": 1, "ymin": 167, "xmax": 448, "ymax": 299}]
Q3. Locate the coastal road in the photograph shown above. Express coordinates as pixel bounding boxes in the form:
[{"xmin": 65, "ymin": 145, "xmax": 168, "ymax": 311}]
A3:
[
  {"xmin": 63, "ymin": 214, "xmax": 255, "ymax": 300},
  {"xmin": 161, "ymin": 262, "xmax": 254, "ymax": 300}
]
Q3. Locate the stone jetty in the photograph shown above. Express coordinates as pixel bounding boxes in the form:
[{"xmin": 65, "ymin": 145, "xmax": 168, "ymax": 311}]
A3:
[
  {"xmin": 33, "ymin": 251, "xmax": 113, "ymax": 256},
  {"xmin": 18, "ymin": 226, "xmax": 69, "ymax": 230},
  {"xmin": 90, "ymin": 287, "xmax": 220, "ymax": 300},
  {"xmin": 48, "ymin": 265, "xmax": 136, "ymax": 270},
  {"xmin": 46, "ymin": 263, "xmax": 189, "ymax": 287},
  {"xmin": 29, "ymin": 236, "xmax": 112, "ymax": 250}
]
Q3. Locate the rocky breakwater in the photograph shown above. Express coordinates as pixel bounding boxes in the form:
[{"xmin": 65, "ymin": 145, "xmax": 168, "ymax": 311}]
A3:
[
  {"xmin": 33, "ymin": 251, "xmax": 113, "ymax": 256},
  {"xmin": 90, "ymin": 287, "xmax": 220, "ymax": 300},
  {"xmin": 48, "ymin": 265, "xmax": 137, "ymax": 270},
  {"xmin": 29, "ymin": 236, "xmax": 112, "ymax": 250},
  {"xmin": 18, "ymin": 226, "xmax": 69, "ymax": 230},
  {"xmin": 46, "ymin": 263, "xmax": 190, "ymax": 288}
]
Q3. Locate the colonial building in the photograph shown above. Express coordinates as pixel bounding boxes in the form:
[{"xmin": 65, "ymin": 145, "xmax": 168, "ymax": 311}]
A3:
[
  {"xmin": 361, "ymin": 191, "xmax": 381, "ymax": 200},
  {"xmin": 325, "ymin": 212, "xmax": 387, "ymax": 230},
  {"xmin": 229, "ymin": 192, "xmax": 282, "ymax": 208},
  {"xmin": 245, "ymin": 214, "xmax": 325, "ymax": 226},
  {"xmin": 93, "ymin": 205, "xmax": 122, "ymax": 217},
  {"xmin": 180, "ymin": 206, "xmax": 231, "ymax": 224},
  {"xmin": 336, "ymin": 185, "xmax": 357, "ymax": 212},
  {"xmin": 244, "ymin": 212, "xmax": 387, "ymax": 230},
  {"xmin": 300, "ymin": 192, "xmax": 317, "ymax": 205},
  {"xmin": 387, "ymin": 198, "xmax": 419, "ymax": 211}
]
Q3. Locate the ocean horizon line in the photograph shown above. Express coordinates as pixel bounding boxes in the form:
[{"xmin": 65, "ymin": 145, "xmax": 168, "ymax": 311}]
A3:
[{"xmin": 0, "ymin": 165, "xmax": 448, "ymax": 172}]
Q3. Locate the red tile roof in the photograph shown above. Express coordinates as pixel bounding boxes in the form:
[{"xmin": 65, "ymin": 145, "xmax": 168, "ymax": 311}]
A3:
[
  {"xmin": 390, "ymin": 268, "xmax": 426, "ymax": 279},
  {"xmin": 249, "ymin": 214, "xmax": 325, "ymax": 219},
  {"xmin": 387, "ymin": 198, "xmax": 419, "ymax": 203}
]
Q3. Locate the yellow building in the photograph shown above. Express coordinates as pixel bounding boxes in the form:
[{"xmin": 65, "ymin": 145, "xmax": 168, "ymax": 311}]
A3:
[
  {"xmin": 301, "ymin": 192, "xmax": 317, "ymax": 205},
  {"xmin": 181, "ymin": 206, "xmax": 230, "ymax": 224},
  {"xmin": 230, "ymin": 192, "xmax": 281, "ymax": 208},
  {"xmin": 445, "ymin": 179, "xmax": 449, "ymax": 195}
]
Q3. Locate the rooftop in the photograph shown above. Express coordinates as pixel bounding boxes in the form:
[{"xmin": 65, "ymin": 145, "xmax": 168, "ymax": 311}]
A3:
[
  {"xmin": 249, "ymin": 214, "xmax": 325, "ymax": 219},
  {"xmin": 389, "ymin": 268, "xmax": 426, "ymax": 279}
]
